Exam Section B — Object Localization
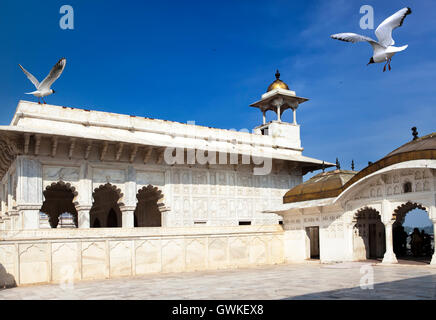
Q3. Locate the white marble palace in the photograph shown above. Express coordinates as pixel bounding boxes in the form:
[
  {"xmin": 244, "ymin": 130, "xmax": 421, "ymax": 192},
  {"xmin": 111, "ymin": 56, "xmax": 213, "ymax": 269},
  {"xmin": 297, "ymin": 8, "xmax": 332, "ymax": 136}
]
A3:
[{"xmin": 0, "ymin": 72, "xmax": 435, "ymax": 286}]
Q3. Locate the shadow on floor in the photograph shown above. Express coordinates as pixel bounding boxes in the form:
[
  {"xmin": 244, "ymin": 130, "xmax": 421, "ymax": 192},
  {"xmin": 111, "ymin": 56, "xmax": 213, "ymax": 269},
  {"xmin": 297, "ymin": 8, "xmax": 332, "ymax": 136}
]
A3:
[
  {"xmin": 286, "ymin": 274, "xmax": 436, "ymax": 300},
  {"xmin": 360, "ymin": 258, "xmax": 431, "ymax": 266},
  {"xmin": 397, "ymin": 256, "xmax": 432, "ymax": 265}
]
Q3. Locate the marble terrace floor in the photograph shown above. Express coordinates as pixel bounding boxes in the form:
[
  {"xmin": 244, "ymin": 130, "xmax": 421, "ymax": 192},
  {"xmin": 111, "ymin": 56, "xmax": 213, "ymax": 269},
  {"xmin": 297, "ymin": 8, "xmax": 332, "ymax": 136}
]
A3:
[{"xmin": 1, "ymin": 261, "xmax": 436, "ymax": 300}]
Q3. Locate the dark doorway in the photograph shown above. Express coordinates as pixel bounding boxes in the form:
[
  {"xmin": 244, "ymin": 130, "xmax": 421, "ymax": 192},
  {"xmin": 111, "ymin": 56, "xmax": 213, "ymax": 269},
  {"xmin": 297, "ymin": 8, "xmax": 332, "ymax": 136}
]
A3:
[
  {"xmin": 134, "ymin": 185, "xmax": 163, "ymax": 227},
  {"xmin": 354, "ymin": 208, "xmax": 385, "ymax": 260},
  {"xmin": 306, "ymin": 226, "xmax": 320, "ymax": 259},
  {"xmin": 90, "ymin": 183, "xmax": 122, "ymax": 228},
  {"xmin": 93, "ymin": 218, "xmax": 101, "ymax": 228},
  {"xmin": 368, "ymin": 224, "xmax": 378, "ymax": 258},
  {"xmin": 106, "ymin": 208, "xmax": 118, "ymax": 228}
]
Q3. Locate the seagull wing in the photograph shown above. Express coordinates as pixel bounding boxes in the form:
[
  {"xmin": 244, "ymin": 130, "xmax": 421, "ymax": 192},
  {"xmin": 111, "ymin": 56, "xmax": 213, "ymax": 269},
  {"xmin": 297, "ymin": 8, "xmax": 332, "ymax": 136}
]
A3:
[
  {"xmin": 331, "ymin": 33, "xmax": 383, "ymax": 52},
  {"xmin": 38, "ymin": 58, "xmax": 66, "ymax": 90},
  {"xmin": 375, "ymin": 7, "xmax": 412, "ymax": 47},
  {"xmin": 18, "ymin": 64, "xmax": 40, "ymax": 89}
]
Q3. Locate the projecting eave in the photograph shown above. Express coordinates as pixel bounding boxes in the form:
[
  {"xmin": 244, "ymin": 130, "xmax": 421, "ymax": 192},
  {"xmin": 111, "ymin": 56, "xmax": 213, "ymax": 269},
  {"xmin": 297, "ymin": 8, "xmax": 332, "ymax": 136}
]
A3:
[
  {"xmin": 0, "ymin": 125, "xmax": 332, "ymax": 170},
  {"xmin": 2, "ymin": 101, "xmax": 334, "ymax": 171},
  {"xmin": 250, "ymin": 93, "xmax": 309, "ymax": 112},
  {"xmin": 263, "ymin": 197, "xmax": 336, "ymax": 215}
]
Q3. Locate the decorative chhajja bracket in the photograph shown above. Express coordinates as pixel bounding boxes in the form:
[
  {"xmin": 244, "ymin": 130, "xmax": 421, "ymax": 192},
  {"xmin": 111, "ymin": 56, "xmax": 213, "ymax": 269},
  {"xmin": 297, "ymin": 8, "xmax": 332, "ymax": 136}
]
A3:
[{"xmin": 0, "ymin": 135, "xmax": 20, "ymax": 179}]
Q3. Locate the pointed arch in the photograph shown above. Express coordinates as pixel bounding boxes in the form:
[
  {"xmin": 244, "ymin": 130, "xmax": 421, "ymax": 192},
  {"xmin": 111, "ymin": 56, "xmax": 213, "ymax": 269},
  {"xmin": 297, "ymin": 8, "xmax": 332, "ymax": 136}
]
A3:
[
  {"xmin": 92, "ymin": 183, "xmax": 124, "ymax": 205},
  {"xmin": 393, "ymin": 202, "xmax": 427, "ymax": 225},
  {"xmin": 353, "ymin": 206, "xmax": 381, "ymax": 222},
  {"xmin": 134, "ymin": 185, "xmax": 164, "ymax": 227},
  {"xmin": 90, "ymin": 183, "xmax": 123, "ymax": 228},
  {"xmin": 40, "ymin": 181, "xmax": 78, "ymax": 228},
  {"xmin": 352, "ymin": 206, "xmax": 385, "ymax": 260},
  {"xmin": 392, "ymin": 202, "xmax": 433, "ymax": 259}
]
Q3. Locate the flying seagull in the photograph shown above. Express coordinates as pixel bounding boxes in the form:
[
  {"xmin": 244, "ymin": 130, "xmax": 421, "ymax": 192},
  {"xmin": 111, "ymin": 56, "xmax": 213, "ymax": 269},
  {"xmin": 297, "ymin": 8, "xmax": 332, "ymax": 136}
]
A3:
[
  {"xmin": 331, "ymin": 7, "xmax": 412, "ymax": 72},
  {"xmin": 19, "ymin": 58, "xmax": 66, "ymax": 104}
]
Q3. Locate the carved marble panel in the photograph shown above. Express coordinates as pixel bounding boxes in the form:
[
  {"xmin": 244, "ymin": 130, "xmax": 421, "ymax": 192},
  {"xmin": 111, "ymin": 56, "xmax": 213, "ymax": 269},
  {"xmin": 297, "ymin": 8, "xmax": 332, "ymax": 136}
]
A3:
[
  {"xmin": 109, "ymin": 240, "xmax": 132, "ymax": 277},
  {"xmin": 172, "ymin": 171, "xmax": 181, "ymax": 194},
  {"xmin": 43, "ymin": 166, "xmax": 79, "ymax": 183},
  {"xmin": 135, "ymin": 239, "xmax": 161, "ymax": 274},
  {"xmin": 161, "ymin": 239, "xmax": 184, "ymax": 272},
  {"xmin": 193, "ymin": 197, "xmax": 208, "ymax": 219},
  {"xmin": 51, "ymin": 242, "xmax": 80, "ymax": 282},
  {"xmin": 248, "ymin": 237, "xmax": 267, "ymax": 265},
  {"xmin": 81, "ymin": 241, "xmax": 107, "ymax": 280},
  {"xmin": 93, "ymin": 168, "xmax": 125, "ymax": 184},
  {"xmin": 229, "ymin": 237, "xmax": 248, "ymax": 266},
  {"xmin": 185, "ymin": 238, "xmax": 207, "ymax": 271},
  {"xmin": 192, "ymin": 171, "xmax": 207, "ymax": 195},
  {"xmin": 217, "ymin": 171, "xmax": 227, "ymax": 195},
  {"xmin": 269, "ymin": 236, "xmax": 284, "ymax": 264},
  {"xmin": 19, "ymin": 243, "xmax": 49, "ymax": 284},
  {"xmin": 208, "ymin": 237, "xmax": 228, "ymax": 269},
  {"xmin": 137, "ymin": 171, "xmax": 165, "ymax": 187},
  {"xmin": 182, "ymin": 171, "xmax": 190, "ymax": 194}
]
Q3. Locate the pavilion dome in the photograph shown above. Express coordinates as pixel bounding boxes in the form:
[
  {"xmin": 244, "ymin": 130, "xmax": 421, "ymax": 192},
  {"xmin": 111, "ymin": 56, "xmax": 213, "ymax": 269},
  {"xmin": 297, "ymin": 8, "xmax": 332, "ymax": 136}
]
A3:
[
  {"xmin": 267, "ymin": 70, "xmax": 290, "ymax": 92},
  {"xmin": 384, "ymin": 132, "xmax": 436, "ymax": 158},
  {"xmin": 283, "ymin": 131, "xmax": 436, "ymax": 205},
  {"xmin": 339, "ymin": 131, "xmax": 436, "ymax": 193},
  {"xmin": 283, "ymin": 169, "xmax": 357, "ymax": 204}
]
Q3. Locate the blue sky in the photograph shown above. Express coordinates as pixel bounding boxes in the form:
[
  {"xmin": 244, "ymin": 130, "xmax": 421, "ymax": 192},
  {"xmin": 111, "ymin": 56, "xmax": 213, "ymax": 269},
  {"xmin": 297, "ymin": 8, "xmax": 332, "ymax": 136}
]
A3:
[{"xmin": 0, "ymin": 0, "xmax": 434, "ymax": 225}]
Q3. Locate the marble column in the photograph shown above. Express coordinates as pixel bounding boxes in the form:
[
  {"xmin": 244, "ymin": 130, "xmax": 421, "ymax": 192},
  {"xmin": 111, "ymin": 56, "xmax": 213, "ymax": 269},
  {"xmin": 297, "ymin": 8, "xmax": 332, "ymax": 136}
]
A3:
[
  {"xmin": 16, "ymin": 157, "xmax": 43, "ymax": 230},
  {"xmin": 382, "ymin": 221, "xmax": 398, "ymax": 264},
  {"xmin": 18, "ymin": 206, "xmax": 40, "ymax": 230},
  {"xmin": 431, "ymin": 219, "xmax": 436, "ymax": 266},
  {"xmin": 121, "ymin": 206, "xmax": 135, "ymax": 228},
  {"xmin": 120, "ymin": 166, "xmax": 137, "ymax": 228},
  {"xmin": 292, "ymin": 108, "xmax": 297, "ymax": 125},
  {"xmin": 345, "ymin": 222, "xmax": 356, "ymax": 261},
  {"xmin": 77, "ymin": 206, "xmax": 91, "ymax": 228}
]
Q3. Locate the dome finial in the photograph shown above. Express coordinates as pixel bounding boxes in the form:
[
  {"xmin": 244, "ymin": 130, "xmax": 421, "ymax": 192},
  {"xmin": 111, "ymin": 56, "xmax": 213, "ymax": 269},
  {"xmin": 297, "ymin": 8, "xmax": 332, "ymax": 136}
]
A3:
[
  {"xmin": 411, "ymin": 127, "xmax": 419, "ymax": 140},
  {"xmin": 275, "ymin": 69, "xmax": 280, "ymax": 80},
  {"xmin": 267, "ymin": 70, "xmax": 289, "ymax": 92}
]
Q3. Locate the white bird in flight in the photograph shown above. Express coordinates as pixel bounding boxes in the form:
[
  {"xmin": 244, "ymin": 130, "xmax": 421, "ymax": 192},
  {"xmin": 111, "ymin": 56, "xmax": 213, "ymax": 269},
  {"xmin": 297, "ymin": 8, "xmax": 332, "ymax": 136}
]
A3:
[
  {"xmin": 19, "ymin": 58, "xmax": 66, "ymax": 104},
  {"xmin": 331, "ymin": 7, "xmax": 412, "ymax": 72}
]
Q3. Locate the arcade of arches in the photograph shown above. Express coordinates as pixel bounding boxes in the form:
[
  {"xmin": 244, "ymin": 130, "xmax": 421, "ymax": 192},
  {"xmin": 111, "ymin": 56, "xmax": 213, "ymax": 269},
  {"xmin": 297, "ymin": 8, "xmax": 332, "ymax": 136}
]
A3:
[
  {"xmin": 352, "ymin": 202, "xmax": 435, "ymax": 264},
  {"xmin": 275, "ymin": 131, "xmax": 436, "ymax": 265},
  {"xmin": 38, "ymin": 182, "xmax": 164, "ymax": 228}
]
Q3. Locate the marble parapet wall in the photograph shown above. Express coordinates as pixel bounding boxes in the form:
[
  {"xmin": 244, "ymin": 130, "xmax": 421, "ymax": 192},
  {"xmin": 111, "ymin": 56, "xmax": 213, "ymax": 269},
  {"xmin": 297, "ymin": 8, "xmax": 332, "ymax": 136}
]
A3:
[{"xmin": 0, "ymin": 225, "xmax": 284, "ymax": 286}]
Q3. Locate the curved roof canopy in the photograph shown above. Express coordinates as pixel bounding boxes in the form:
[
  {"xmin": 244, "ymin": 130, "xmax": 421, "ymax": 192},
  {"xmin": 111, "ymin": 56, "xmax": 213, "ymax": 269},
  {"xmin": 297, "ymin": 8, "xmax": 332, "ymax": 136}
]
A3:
[
  {"xmin": 343, "ymin": 132, "xmax": 436, "ymax": 192},
  {"xmin": 283, "ymin": 170, "xmax": 356, "ymax": 203},
  {"xmin": 283, "ymin": 132, "xmax": 436, "ymax": 204},
  {"xmin": 385, "ymin": 132, "xmax": 436, "ymax": 157}
]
